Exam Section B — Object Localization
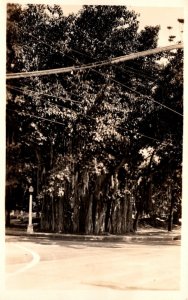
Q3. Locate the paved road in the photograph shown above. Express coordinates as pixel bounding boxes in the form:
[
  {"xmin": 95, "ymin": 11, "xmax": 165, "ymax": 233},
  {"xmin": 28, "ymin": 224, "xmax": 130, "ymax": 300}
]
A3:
[{"xmin": 5, "ymin": 236, "xmax": 181, "ymax": 300}]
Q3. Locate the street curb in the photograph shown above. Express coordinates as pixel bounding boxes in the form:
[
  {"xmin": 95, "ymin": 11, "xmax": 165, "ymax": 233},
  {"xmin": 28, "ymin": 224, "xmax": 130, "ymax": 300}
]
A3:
[{"xmin": 5, "ymin": 230, "xmax": 181, "ymax": 242}]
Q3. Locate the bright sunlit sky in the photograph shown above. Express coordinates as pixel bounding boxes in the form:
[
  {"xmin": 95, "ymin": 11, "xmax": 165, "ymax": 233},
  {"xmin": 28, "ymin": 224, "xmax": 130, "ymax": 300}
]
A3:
[{"xmin": 61, "ymin": 5, "xmax": 184, "ymax": 47}]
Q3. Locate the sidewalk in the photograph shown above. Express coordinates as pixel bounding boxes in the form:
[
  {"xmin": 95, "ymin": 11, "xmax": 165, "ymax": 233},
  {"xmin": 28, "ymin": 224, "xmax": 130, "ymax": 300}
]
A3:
[{"xmin": 5, "ymin": 226, "xmax": 181, "ymax": 242}]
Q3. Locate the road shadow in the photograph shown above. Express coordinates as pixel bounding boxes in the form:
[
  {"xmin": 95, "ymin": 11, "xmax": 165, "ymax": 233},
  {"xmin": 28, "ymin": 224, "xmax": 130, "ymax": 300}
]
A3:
[{"xmin": 5, "ymin": 234, "xmax": 181, "ymax": 249}]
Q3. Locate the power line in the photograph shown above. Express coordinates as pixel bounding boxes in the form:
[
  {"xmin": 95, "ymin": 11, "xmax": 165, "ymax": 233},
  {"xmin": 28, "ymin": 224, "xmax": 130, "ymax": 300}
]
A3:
[
  {"xmin": 43, "ymin": 40, "xmax": 184, "ymax": 117},
  {"xmin": 92, "ymin": 69, "xmax": 183, "ymax": 117},
  {"xmin": 8, "ymin": 21, "xmax": 163, "ymax": 110},
  {"xmin": 69, "ymin": 47, "xmax": 158, "ymax": 82},
  {"xmin": 6, "ymin": 86, "xmax": 81, "ymax": 117},
  {"xmin": 117, "ymin": 127, "xmax": 170, "ymax": 146},
  {"xmin": 7, "ymin": 85, "xmax": 82, "ymax": 105},
  {"xmin": 6, "ymin": 80, "xmax": 177, "ymax": 147},
  {"xmin": 67, "ymin": 44, "xmax": 183, "ymax": 117},
  {"xmin": 11, "ymin": 37, "xmax": 158, "ymax": 99},
  {"xmin": 64, "ymin": 48, "xmax": 183, "ymax": 117},
  {"xmin": 7, "ymin": 108, "xmax": 68, "ymax": 127},
  {"xmin": 6, "ymin": 23, "xmax": 179, "ymax": 149},
  {"xmin": 7, "ymin": 107, "xmax": 171, "ymax": 147},
  {"xmin": 6, "ymin": 43, "xmax": 183, "ymax": 79},
  {"xmin": 7, "ymin": 57, "xmax": 183, "ymax": 119},
  {"xmin": 7, "ymin": 24, "xmax": 183, "ymax": 117},
  {"xmin": 7, "ymin": 41, "xmax": 183, "ymax": 117},
  {"xmin": 115, "ymin": 64, "xmax": 157, "ymax": 82},
  {"xmin": 7, "ymin": 56, "xmax": 183, "ymax": 119},
  {"xmin": 7, "ymin": 23, "xmax": 183, "ymax": 120},
  {"xmin": 7, "ymin": 83, "xmax": 134, "ymax": 119},
  {"xmin": 6, "ymin": 23, "xmax": 163, "ymax": 83}
]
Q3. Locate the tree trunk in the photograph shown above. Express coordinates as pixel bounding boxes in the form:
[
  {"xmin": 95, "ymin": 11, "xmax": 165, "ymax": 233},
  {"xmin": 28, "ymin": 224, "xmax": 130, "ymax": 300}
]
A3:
[
  {"xmin": 120, "ymin": 197, "xmax": 128, "ymax": 233},
  {"xmin": 51, "ymin": 195, "xmax": 55, "ymax": 232},
  {"xmin": 36, "ymin": 166, "xmax": 40, "ymax": 219},
  {"xmin": 5, "ymin": 209, "xmax": 11, "ymax": 227},
  {"xmin": 117, "ymin": 201, "xmax": 122, "ymax": 234},
  {"xmin": 94, "ymin": 197, "xmax": 106, "ymax": 234},
  {"xmin": 58, "ymin": 196, "xmax": 64, "ymax": 233},
  {"xmin": 85, "ymin": 194, "xmax": 93, "ymax": 234},
  {"xmin": 72, "ymin": 192, "xmax": 80, "ymax": 234},
  {"xmin": 105, "ymin": 198, "xmax": 112, "ymax": 232},
  {"xmin": 92, "ymin": 195, "xmax": 97, "ymax": 234},
  {"xmin": 168, "ymin": 184, "xmax": 174, "ymax": 231},
  {"xmin": 133, "ymin": 210, "xmax": 140, "ymax": 232},
  {"xmin": 41, "ymin": 195, "xmax": 52, "ymax": 231},
  {"xmin": 126, "ymin": 194, "xmax": 133, "ymax": 233}
]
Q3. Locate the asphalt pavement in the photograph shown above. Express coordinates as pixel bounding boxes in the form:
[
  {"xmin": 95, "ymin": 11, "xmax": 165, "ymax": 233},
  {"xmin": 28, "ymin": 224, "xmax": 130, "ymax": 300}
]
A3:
[{"xmin": 5, "ymin": 234, "xmax": 181, "ymax": 300}]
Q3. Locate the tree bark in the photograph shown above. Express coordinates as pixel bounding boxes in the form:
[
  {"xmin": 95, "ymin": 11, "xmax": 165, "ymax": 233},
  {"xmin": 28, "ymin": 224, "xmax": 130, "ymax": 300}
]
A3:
[
  {"xmin": 85, "ymin": 194, "xmax": 93, "ymax": 234},
  {"xmin": 51, "ymin": 195, "xmax": 55, "ymax": 232},
  {"xmin": 5, "ymin": 209, "xmax": 11, "ymax": 227},
  {"xmin": 105, "ymin": 198, "xmax": 112, "ymax": 232},
  {"xmin": 58, "ymin": 196, "xmax": 64, "ymax": 233},
  {"xmin": 168, "ymin": 184, "xmax": 174, "ymax": 231},
  {"xmin": 120, "ymin": 197, "xmax": 127, "ymax": 233},
  {"xmin": 133, "ymin": 210, "xmax": 140, "ymax": 232},
  {"xmin": 126, "ymin": 194, "xmax": 133, "ymax": 233}
]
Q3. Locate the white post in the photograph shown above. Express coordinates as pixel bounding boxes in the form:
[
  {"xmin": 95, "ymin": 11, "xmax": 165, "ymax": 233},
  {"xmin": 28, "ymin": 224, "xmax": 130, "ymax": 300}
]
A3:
[{"xmin": 27, "ymin": 186, "xmax": 34, "ymax": 234}]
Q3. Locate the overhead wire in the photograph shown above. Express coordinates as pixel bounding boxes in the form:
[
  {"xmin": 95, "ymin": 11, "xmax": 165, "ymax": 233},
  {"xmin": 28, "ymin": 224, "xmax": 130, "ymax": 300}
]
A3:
[
  {"xmin": 10, "ymin": 37, "xmax": 158, "ymax": 102},
  {"xmin": 7, "ymin": 23, "xmax": 180, "ymax": 115},
  {"xmin": 7, "ymin": 108, "xmax": 70, "ymax": 127},
  {"xmin": 6, "ymin": 19, "xmax": 183, "ymax": 144},
  {"xmin": 7, "ymin": 76, "xmax": 172, "ymax": 147},
  {"xmin": 90, "ymin": 68, "xmax": 183, "ymax": 117},
  {"xmin": 6, "ymin": 87, "xmax": 179, "ymax": 148},
  {"xmin": 6, "ymin": 81, "xmax": 175, "ymax": 147},
  {"xmin": 8, "ymin": 20, "xmax": 163, "ymax": 89},
  {"xmin": 6, "ymin": 43, "xmax": 183, "ymax": 79},
  {"xmin": 67, "ymin": 46, "xmax": 183, "ymax": 117},
  {"xmin": 66, "ymin": 48, "xmax": 183, "ymax": 117},
  {"xmin": 7, "ymin": 84, "xmax": 82, "ymax": 105},
  {"xmin": 7, "ymin": 75, "xmax": 171, "ymax": 145},
  {"xmin": 5, "ymin": 19, "xmax": 167, "ymax": 81},
  {"xmin": 68, "ymin": 47, "xmax": 158, "ymax": 83},
  {"xmin": 115, "ymin": 64, "xmax": 157, "ymax": 82},
  {"xmin": 7, "ymin": 17, "xmax": 181, "ymax": 84},
  {"xmin": 7, "ymin": 36, "xmax": 183, "ymax": 117},
  {"xmin": 7, "ymin": 82, "xmax": 133, "ymax": 120},
  {"xmin": 6, "ymin": 26, "xmax": 87, "ymax": 102},
  {"xmin": 117, "ymin": 126, "xmax": 170, "ymax": 146},
  {"xmin": 7, "ymin": 107, "xmax": 169, "ymax": 146}
]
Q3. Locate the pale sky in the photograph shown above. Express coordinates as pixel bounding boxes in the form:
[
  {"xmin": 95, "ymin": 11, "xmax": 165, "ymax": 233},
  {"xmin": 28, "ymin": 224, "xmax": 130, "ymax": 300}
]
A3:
[
  {"xmin": 132, "ymin": 6, "xmax": 184, "ymax": 46},
  {"xmin": 61, "ymin": 5, "xmax": 184, "ymax": 47}
]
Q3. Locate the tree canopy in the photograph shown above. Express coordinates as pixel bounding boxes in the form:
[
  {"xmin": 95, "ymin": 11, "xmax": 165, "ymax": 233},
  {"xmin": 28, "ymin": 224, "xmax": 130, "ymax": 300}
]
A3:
[{"xmin": 6, "ymin": 4, "xmax": 183, "ymax": 233}]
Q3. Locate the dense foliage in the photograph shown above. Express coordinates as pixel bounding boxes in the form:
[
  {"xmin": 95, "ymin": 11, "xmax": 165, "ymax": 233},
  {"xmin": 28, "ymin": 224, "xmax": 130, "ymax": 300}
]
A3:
[{"xmin": 6, "ymin": 4, "xmax": 183, "ymax": 233}]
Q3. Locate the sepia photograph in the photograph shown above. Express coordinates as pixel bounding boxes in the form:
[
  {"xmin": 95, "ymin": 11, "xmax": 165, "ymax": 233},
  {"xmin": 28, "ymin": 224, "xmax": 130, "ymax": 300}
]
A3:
[{"xmin": 2, "ymin": 0, "xmax": 188, "ymax": 299}]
